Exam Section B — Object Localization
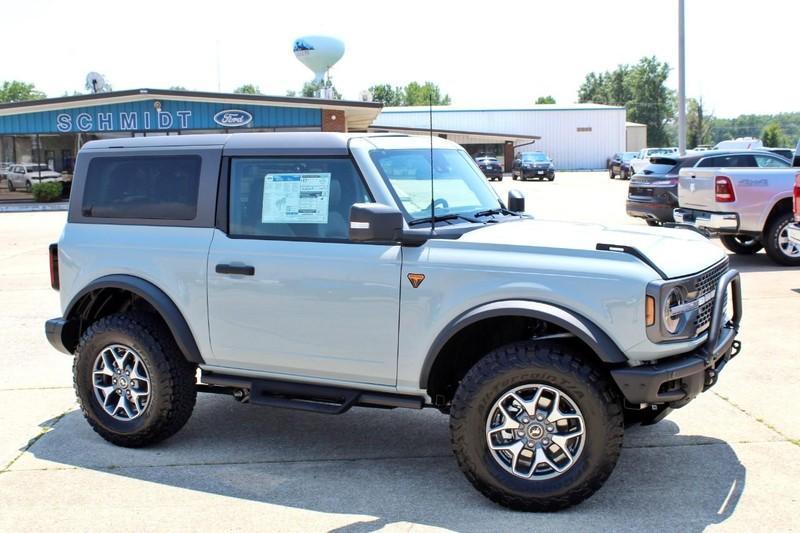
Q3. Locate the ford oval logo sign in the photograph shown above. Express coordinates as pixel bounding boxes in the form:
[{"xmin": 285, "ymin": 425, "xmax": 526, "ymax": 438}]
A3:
[{"xmin": 213, "ymin": 109, "xmax": 253, "ymax": 128}]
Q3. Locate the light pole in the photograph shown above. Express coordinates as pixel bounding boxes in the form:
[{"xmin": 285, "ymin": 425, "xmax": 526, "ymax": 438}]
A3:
[{"xmin": 678, "ymin": 0, "xmax": 686, "ymax": 155}]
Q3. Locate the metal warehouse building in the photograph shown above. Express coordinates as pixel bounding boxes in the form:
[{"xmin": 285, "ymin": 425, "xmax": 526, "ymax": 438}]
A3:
[
  {"xmin": 0, "ymin": 89, "xmax": 381, "ymax": 173},
  {"xmin": 371, "ymin": 104, "xmax": 629, "ymax": 170}
]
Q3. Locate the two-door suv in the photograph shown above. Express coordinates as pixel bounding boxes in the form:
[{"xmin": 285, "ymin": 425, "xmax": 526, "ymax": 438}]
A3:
[{"xmin": 46, "ymin": 133, "xmax": 742, "ymax": 511}]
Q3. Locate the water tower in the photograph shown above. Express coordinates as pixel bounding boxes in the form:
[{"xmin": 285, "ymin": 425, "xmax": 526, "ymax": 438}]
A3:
[{"xmin": 293, "ymin": 35, "xmax": 345, "ymax": 97}]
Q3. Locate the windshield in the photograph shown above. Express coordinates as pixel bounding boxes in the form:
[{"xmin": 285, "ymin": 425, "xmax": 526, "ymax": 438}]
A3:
[
  {"xmin": 370, "ymin": 148, "xmax": 502, "ymax": 221},
  {"xmin": 521, "ymin": 153, "xmax": 549, "ymax": 162},
  {"xmin": 477, "ymin": 157, "xmax": 498, "ymax": 163}
]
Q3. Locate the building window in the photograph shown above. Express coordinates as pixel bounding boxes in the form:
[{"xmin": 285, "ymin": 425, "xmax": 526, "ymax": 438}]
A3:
[{"xmin": 577, "ymin": 127, "xmax": 592, "ymax": 133}]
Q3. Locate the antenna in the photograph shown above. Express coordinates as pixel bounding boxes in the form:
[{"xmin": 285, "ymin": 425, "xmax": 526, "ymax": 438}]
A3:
[
  {"xmin": 85, "ymin": 72, "xmax": 106, "ymax": 94},
  {"xmin": 429, "ymin": 94, "xmax": 435, "ymax": 234}
]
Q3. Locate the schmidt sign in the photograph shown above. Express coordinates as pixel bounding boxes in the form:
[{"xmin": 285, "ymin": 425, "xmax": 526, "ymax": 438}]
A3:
[{"xmin": 54, "ymin": 107, "xmax": 254, "ymax": 133}]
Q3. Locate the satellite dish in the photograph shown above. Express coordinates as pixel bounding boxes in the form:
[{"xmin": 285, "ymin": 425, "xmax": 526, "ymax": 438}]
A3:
[
  {"xmin": 293, "ymin": 35, "xmax": 345, "ymax": 84},
  {"xmin": 85, "ymin": 72, "xmax": 106, "ymax": 93}
]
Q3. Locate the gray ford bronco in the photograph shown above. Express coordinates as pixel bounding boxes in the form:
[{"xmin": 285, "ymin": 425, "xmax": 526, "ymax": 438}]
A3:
[{"xmin": 45, "ymin": 132, "xmax": 742, "ymax": 511}]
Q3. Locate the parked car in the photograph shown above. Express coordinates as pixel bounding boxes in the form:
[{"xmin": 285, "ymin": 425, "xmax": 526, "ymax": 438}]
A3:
[
  {"xmin": 511, "ymin": 151, "xmax": 555, "ymax": 181},
  {"xmin": 608, "ymin": 152, "xmax": 638, "ymax": 179},
  {"xmin": 6, "ymin": 163, "xmax": 63, "ymax": 192},
  {"xmin": 673, "ymin": 152, "xmax": 799, "ymax": 265},
  {"xmin": 475, "ymin": 156, "xmax": 504, "ymax": 181},
  {"xmin": 627, "ymin": 150, "xmax": 791, "ymax": 227},
  {"xmin": 629, "ymin": 147, "xmax": 678, "ymax": 175},
  {"xmin": 45, "ymin": 132, "xmax": 742, "ymax": 512}
]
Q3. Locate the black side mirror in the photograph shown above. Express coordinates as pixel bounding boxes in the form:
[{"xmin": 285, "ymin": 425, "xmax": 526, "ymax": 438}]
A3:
[
  {"xmin": 508, "ymin": 190, "xmax": 525, "ymax": 213},
  {"xmin": 349, "ymin": 203, "xmax": 403, "ymax": 243}
]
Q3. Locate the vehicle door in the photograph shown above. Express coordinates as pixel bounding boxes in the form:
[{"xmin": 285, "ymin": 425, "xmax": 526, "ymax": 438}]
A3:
[
  {"xmin": 10, "ymin": 166, "xmax": 22, "ymax": 187},
  {"xmin": 206, "ymin": 155, "xmax": 402, "ymax": 386}
]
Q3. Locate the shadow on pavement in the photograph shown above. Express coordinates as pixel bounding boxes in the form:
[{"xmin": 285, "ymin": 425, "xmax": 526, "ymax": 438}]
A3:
[
  {"xmin": 24, "ymin": 395, "xmax": 745, "ymax": 532},
  {"xmin": 725, "ymin": 251, "xmax": 800, "ymax": 274}
]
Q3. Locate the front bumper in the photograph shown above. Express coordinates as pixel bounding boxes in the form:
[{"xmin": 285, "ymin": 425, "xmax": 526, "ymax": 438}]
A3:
[
  {"xmin": 673, "ymin": 208, "xmax": 739, "ymax": 233},
  {"xmin": 611, "ymin": 269, "xmax": 742, "ymax": 405},
  {"xmin": 520, "ymin": 168, "xmax": 554, "ymax": 179},
  {"xmin": 788, "ymin": 223, "xmax": 800, "ymax": 245},
  {"xmin": 45, "ymin": 317, "xmax": 77, "ymax": 355}
]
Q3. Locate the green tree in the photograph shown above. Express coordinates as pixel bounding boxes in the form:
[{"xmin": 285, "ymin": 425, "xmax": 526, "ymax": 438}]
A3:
[
  {"xmin": 0, "ymin": 80, "xmax": 46, "ymax": 103},
  {"xmin": 369, "ymin": 84, "xmax": 404, "ymax": 106},
  {"xmin": 578, "ymin": 57, "xmax": 675, "ymax": 146},
  {"xmin": 535, "ymin": 95, "xmax": 556, "ymax": 104},
  {"xmin": 403, "ymin": 81, "xmax": 451, "ymax": 106},
  {"xmin": 233, "ymin": 84, "xmax": 262, "ymax": 95},
  {"xmin": 169, "ymin": 85, "xmax": 187, "ymax": 91},
  {"xmin": 761, "ymin": 122, "xmax": 787, "ymax": 147},
  {"xmin": 686, "ymin": 97, "xmax": 713, "ymax": 148}
]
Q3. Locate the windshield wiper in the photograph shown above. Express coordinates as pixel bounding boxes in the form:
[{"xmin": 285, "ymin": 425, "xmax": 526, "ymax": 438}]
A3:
[
  {"xmin": 473, "ymin": 207, "xmax": 519, "ymax": 218},
  {"xmin": 408, "ymin": 213, "xmax": 480, "ymax": 226}
]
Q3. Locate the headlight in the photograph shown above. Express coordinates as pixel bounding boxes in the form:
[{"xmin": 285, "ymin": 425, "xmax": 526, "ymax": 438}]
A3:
[{"xmin": 662, "ymin": 287, "xmax": 685, "ymax": 334}]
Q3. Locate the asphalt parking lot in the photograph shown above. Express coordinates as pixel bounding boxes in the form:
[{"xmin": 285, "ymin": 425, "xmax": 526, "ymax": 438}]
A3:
[{"xmin": 1, "ymin": 171, "xmax": 798, "ymax": 532}]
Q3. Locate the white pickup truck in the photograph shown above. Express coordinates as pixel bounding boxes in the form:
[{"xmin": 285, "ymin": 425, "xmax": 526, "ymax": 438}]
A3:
[{"xmin": 673, "ymin": 165, "xmax": 800, "ymax": 266}]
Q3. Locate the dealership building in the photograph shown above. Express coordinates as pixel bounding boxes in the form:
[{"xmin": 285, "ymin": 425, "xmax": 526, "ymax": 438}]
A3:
[
  {"xmin": 371, "ymin": 104, "xmax": 638, "ymax": 170},
  {"xmin": 0, "ymin": 90, "xmax": 638, "ymax": 174},
  {"xmin": 0, "ymin": 89, "xmax": 382, "ymax": 173}
]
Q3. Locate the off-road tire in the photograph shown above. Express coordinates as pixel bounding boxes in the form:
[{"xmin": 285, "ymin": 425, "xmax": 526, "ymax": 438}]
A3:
[
  {"xmin": 73, "ymin": 312, "xmax": 197, "ymax": 447},
  {"xmin": 450, "ymin": 341, "xmax": 623, "ymax": 511},
  {"xmin": 720, "ymin": 235, "xmax": 763, "ymax": 255},
  {"xmin": 764, "ymin": 212, "xmax": 800, "ymax": 266}
]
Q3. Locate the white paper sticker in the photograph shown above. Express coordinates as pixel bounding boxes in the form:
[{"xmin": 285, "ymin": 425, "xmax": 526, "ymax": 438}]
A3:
[{"xmin": 261, "ymin": 173, "xmax": 331, "ymax": 224}]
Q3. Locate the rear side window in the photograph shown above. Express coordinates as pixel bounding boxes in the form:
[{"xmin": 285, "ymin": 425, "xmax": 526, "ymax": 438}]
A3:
[
  {"xmin": 83, "ymin": 156, "xmax": 201, "ymax": 220},
  {"xmin": 754, "ymin": 155, "xmax": 790, "ymax": 168}
]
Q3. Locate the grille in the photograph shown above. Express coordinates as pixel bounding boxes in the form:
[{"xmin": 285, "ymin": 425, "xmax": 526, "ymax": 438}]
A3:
[{"xmin": 693, "ymin": 259, "xmax": 729, "ymax": 333}]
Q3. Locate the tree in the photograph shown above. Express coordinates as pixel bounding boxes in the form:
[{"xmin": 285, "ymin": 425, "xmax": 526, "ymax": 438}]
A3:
[
  {"xmin": 535, "ymin": 95, "xmax": 556, "ymax": 104},
  {"xmin": 403, "ymin": 81, "xmax": 451, "ymax": 106},
  {"xmin": 762, "ymin": 122, "xmax": 787, "ymax": 147},
  {"xmin": 0, "ymin": 81, "xmax": 46, "ymax": 103},
  {"xmin": 368, "ymin": 84, "xmax": 404, "ymax": 106},
  {"xmin": 234, "ymin": 84, "xmax": 262, "ymax": 95},
  {"xmin": 169, "ymin": 85, "xmax": 187, "ymax": 91},
  {"xmin": 578, "ymin": 57, "xmax": 675, "ymax": 146},
  {"xmin": 686, "ymin": 97, "xmax": 713, "ymax": 148}
]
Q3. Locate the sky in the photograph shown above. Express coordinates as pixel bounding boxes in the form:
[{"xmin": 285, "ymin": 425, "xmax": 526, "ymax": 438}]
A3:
[{"xmin": 1, "ymin": 0, "xmax": 797, "ymax": 118}]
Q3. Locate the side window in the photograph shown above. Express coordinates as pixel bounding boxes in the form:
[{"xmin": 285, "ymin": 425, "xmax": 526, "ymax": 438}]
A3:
[
  {"xmin": 83, "ymin": 155, "xmax": 201, "ymax": 220},
  {"xmin": 228, "ymin": 158, "xmax": 371, "ymax": 241},
  {"xmin": 754, "ymin": 155, "xmax": 790, "ymax": 168},
  {"xmin": 697, "ymin": 155, "xmax": 756, "ymax": 167}
]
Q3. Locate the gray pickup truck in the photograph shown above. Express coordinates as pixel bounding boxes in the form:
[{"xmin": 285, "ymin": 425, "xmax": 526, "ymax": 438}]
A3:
[{"xmin": 674, "ymin": 163, "xmax": 800, "ymax": 266}]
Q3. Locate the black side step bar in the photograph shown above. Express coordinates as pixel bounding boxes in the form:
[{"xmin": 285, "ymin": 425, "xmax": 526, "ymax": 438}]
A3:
[{"xmin": 201, "ymin": 372, "xmax": 425, "ymax": 415}]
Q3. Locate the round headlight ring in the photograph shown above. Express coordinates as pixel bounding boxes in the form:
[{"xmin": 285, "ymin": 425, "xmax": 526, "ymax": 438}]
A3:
[{"xmin": 662, "ymin": 287, "xmax": 685, "ymax": 334}]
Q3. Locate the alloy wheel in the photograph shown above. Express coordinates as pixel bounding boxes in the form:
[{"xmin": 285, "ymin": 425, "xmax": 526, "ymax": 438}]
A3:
[{"xmin": 485, "ymin": 383, "xmax": 586, "ymax": 480}]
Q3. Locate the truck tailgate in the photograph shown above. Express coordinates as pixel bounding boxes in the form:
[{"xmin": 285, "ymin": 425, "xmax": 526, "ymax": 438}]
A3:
[{"xmin": 678, "ymin": 168, "xmax": 718, "ymax": 208}]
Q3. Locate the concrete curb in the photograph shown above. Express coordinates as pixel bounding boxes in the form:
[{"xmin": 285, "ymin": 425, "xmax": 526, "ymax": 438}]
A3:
[{"xmin": 0, "ymin": 203, "xmax": 68, "ymax": 213}]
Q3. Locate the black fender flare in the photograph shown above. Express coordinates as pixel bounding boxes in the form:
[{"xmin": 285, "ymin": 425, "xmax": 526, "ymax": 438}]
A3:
[
  {"xmin": 65, "ymin": 274, "xmax": 205, "ymax": 364},
  {"xmin": 419, "ymin": 299, "xmax": 627, "ymax": 388}
]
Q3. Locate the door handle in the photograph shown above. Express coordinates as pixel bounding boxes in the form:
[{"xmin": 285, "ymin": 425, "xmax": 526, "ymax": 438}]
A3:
[{"xmin": 215, "ymin": 264, "xmax": 255, "ymax": 276}]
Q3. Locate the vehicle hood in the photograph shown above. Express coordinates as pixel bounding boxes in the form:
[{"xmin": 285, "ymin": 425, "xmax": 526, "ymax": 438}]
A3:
[{"xmin": 458, "ymin": 219, "xmax": 725, "ymax": 279}]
